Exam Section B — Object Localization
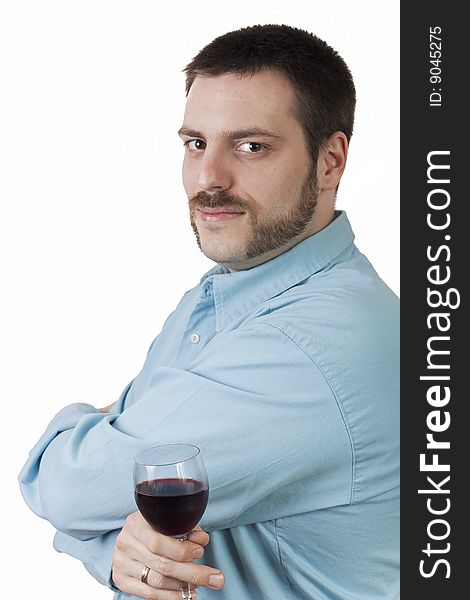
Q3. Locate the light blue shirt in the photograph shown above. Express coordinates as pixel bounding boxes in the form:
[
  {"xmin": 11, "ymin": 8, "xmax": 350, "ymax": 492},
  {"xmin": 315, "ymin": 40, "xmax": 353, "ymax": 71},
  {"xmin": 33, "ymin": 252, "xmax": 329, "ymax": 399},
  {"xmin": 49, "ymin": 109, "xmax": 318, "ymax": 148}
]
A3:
[{"xmin": 19, "ymin": 211, "xmax": 399, "ymax": 599}]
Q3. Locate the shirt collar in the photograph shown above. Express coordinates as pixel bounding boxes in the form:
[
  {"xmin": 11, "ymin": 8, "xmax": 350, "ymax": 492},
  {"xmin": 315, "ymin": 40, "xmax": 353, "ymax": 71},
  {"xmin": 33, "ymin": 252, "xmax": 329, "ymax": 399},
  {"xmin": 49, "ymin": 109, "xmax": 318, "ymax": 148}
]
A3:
[{"xmin": 199, "ymin": 210, "xmax": 355, "ymax": 331}]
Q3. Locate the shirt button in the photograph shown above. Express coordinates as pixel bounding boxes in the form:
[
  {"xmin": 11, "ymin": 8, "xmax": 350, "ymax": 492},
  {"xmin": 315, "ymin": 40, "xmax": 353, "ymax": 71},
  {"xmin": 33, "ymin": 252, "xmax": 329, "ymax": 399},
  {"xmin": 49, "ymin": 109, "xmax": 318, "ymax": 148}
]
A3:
[
  {"xmin": 203, "ymin": 281, "xmax": 213, "ymax": 298},
  {"xmin": 190, "ymin": 332, "xmax": 200, "ymax": 344}
]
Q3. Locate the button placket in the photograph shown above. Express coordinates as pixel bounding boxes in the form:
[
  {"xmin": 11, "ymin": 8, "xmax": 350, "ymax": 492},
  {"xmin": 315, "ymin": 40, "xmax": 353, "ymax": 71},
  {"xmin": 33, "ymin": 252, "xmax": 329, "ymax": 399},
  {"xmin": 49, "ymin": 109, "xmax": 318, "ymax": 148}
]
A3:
[{"xmin": 203, "ymin": 280, "xmax": 213, "ymax": 299}]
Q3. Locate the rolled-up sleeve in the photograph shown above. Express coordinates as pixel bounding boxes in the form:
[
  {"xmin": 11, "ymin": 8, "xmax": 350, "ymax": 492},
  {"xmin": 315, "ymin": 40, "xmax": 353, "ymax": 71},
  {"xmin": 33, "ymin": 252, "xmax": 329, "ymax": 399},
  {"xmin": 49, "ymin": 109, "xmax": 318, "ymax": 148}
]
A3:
[{"xmin": 19, "ymin": 321, "xmax": 353, "ymax": 542}]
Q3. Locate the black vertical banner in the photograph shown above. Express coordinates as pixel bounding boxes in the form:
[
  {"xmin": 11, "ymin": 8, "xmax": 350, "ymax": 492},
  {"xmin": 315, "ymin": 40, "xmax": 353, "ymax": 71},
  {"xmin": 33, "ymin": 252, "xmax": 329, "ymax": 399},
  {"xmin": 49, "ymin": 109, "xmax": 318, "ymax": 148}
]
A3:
[{"xmin": 401, "ymin": 3, "xmax": 466, "ymax": 598}]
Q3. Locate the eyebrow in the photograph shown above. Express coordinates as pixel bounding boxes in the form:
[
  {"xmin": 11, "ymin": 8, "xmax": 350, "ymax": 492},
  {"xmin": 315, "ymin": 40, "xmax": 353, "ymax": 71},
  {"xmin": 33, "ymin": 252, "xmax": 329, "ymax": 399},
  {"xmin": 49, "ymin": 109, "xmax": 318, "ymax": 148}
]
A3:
[{"xmin": 177, "ymin": 126, "xmax": 285, "ymax": 142}]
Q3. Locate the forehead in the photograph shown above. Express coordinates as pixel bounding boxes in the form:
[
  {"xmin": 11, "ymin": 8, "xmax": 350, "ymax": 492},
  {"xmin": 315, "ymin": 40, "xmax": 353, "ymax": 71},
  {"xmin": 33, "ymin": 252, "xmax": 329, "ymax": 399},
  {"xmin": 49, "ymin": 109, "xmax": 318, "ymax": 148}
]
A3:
[{"xmin": 183, "ymin": 70, "xmax": 300, "ymax": 133}]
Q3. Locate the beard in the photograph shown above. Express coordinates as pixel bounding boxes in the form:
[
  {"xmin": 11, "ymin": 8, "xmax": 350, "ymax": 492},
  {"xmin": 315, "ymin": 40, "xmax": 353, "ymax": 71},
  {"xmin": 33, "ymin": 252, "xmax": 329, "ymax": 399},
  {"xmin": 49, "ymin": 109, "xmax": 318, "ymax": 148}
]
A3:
[{"xmin": 188, "ymin": 164, "xmax": 319, "ymax": 263}]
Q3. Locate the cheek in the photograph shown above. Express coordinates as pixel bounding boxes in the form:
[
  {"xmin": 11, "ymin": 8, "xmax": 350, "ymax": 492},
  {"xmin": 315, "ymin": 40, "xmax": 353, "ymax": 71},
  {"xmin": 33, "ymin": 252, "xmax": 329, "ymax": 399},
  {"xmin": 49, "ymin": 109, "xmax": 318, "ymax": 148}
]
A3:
[
  {"xmin": 276, "ymin": 169, "xmax": 305, "ymax": 199},
  {"xmin": 182, "ymin": 156, "xmax": 196, "ymax": 196},
  {"xmin": 238, "ymin": 167, "xmax": 277, "ymax": 207},
  {"xmin": 243, "ymin": 169, "xmax": 289, "ymax": 213}
]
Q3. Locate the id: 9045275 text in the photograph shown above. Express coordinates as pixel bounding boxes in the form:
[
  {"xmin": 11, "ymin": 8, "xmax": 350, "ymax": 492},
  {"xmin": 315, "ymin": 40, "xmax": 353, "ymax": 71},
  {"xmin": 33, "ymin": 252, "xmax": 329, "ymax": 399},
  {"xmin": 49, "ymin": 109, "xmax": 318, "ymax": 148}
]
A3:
[{"xmin": 429, "ymin": 26, "xmax": 442, "ymax": 107}]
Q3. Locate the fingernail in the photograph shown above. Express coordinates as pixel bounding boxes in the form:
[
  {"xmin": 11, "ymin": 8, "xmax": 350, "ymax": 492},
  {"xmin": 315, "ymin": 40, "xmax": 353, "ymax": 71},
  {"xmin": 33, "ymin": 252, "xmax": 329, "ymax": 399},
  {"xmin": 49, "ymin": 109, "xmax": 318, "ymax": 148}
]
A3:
[
  {"xmin": 192, "ymin": 547, "xmax": 204, "ymax": 558},
  {"xmin": 208, "ymin": 573, "xmax": 224, "ymax": 589}
]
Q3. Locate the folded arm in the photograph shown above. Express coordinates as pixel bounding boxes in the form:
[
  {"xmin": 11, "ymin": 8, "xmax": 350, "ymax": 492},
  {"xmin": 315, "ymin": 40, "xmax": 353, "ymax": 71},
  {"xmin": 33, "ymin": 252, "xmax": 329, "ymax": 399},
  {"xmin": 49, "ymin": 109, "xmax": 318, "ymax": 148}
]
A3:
[{"xmin": 19, "ymin": 321, "xmax": 352, "ymax": 541}]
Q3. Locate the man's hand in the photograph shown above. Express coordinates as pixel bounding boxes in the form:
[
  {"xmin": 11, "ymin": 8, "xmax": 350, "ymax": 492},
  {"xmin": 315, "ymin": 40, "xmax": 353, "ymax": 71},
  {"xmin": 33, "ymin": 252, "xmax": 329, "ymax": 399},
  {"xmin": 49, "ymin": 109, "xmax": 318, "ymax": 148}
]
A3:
[
  {"xmin": 98, "ymin": 402, "xmax": 116, "ymax": 413},
  {"xmin": 112, "ymin": 512, "xmax": 225, "ymax": 599}
]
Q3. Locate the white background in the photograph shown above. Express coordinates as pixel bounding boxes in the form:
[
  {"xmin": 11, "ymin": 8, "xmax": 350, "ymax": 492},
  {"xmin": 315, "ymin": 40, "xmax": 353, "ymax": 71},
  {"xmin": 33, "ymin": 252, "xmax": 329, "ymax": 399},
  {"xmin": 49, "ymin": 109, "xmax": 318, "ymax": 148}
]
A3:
[{"xmin": 1, "ymin": 1, "xmax": 399, "ymax": 598}]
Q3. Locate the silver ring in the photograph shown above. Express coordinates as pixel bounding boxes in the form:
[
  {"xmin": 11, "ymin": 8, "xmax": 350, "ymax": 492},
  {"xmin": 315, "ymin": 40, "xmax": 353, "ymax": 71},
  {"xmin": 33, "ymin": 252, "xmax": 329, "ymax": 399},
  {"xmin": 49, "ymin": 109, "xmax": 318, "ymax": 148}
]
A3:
[{"xmin": 140, "ymin": 565, "xmax": 151, "ymax": 584}]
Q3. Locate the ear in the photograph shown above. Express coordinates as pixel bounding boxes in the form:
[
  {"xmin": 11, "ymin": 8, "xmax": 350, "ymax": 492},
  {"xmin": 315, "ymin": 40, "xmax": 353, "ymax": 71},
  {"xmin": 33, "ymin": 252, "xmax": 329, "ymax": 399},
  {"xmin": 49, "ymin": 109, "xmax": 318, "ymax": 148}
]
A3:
[{"xmin": 317, "ymin": 131, "xmax": 349, "ymax": 191}]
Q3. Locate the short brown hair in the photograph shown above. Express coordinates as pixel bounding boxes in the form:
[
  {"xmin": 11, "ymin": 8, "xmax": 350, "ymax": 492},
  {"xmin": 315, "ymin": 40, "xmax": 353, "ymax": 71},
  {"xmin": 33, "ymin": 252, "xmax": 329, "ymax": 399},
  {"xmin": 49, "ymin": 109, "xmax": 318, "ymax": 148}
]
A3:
[{"xmin": 183, "ymin": 24, "xmax": 356, "ymax": 165}]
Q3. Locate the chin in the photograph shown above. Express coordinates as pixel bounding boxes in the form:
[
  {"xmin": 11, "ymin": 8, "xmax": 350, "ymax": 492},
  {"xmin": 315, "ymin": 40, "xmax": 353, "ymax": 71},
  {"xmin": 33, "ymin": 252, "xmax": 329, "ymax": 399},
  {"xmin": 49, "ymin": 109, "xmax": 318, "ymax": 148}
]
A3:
[{"xmin": 200, "ymin": 244, "xmax": 244, "ymax": 266}]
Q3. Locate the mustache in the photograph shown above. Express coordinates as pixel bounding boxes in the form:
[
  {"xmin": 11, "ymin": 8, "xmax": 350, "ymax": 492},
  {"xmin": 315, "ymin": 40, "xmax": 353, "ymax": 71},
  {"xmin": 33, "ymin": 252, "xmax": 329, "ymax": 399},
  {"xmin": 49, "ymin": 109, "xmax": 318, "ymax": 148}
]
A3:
[{"xmin": 188, "ymin": 190, "xmax": 252, "ymax": 213}]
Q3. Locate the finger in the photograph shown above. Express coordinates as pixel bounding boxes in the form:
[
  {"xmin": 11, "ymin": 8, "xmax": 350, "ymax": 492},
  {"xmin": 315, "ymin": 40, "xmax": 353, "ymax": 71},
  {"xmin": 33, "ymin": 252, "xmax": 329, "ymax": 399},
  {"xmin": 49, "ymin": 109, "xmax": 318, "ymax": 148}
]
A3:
[
  {"xmin": 112, "ymin": 574, "xmax": 197, "ymax": 600},
  {"xmin": 150, "ymin": 555, "xmax": 225, "ymax": 590},
  {"xmin": 186, "ymin": 528, "xmax": 210, "ymax": 547},
  {"xmin": 144, "ymin": 534, "xmax": 205, "ymax": 563},
  {"xmin": 126, "ymin": 560, "xmax": 183, "ymax": 591},
  {"xmin": 129, "ymin": 513, "xmax": 206, "ymax": 562},
  {"xmin": 123, "ymin": 532, "xmax": 205, "ymax": 577}
]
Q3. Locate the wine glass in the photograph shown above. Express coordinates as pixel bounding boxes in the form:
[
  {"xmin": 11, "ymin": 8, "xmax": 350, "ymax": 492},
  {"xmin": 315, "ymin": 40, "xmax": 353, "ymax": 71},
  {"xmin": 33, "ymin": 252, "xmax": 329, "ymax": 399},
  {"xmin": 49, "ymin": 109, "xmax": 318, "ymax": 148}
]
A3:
[{"xmin": 134, "ymin": 444, "xmax": 209, "ymax": 599}]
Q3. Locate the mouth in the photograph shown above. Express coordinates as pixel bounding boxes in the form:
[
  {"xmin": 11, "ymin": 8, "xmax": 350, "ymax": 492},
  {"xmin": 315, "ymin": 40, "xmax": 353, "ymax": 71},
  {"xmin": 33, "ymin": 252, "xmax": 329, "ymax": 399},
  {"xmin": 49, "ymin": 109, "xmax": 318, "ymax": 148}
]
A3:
[{"xmin": 196, "ymin": 207, "xmax": 245, "ymax": 223}]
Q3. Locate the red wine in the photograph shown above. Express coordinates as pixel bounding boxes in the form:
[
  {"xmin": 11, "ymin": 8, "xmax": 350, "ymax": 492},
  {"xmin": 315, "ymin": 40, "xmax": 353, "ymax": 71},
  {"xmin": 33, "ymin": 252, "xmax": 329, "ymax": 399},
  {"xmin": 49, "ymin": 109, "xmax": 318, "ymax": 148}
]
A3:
[{"xmin": 135, "ymin": 478, "xmax": 209, "ymax": 537}]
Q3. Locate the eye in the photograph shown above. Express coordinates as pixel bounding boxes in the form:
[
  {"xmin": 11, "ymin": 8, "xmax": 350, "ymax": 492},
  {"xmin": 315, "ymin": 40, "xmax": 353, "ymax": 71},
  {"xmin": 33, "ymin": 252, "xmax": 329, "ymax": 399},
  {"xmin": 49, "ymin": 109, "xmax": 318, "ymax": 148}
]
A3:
[
  {"xmin": 238, "ymin": 142, "xmax": 265, "ymax": 153},
  {"xmin": 184, "ymin": 139, "xmax": 206, "ymax": 151}
]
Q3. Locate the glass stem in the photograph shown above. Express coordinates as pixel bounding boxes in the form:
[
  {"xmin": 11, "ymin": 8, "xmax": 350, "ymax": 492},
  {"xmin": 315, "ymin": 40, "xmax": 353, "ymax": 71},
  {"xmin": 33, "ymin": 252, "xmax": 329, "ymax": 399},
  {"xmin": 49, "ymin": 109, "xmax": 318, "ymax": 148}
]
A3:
[{"xmin": 177, "ymin": 535, "xmax": 192, "ymax": 599}]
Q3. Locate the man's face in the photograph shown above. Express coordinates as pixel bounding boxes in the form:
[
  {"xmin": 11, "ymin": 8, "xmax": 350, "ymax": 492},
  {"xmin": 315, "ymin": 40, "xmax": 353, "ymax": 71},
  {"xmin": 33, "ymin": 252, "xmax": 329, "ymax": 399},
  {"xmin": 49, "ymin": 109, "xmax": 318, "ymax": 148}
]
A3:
[{"xmin": 179, "ymin": 69, "xmax": 319, "ymax": 271}]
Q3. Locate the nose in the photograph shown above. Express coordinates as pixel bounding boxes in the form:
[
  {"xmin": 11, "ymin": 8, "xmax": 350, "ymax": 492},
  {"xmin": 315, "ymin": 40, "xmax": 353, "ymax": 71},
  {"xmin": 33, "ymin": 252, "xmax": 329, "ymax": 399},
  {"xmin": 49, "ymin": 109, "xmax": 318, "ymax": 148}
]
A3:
[{"xmin": 197, "ymin": 148, "xmax": 232, "ymax": 192}]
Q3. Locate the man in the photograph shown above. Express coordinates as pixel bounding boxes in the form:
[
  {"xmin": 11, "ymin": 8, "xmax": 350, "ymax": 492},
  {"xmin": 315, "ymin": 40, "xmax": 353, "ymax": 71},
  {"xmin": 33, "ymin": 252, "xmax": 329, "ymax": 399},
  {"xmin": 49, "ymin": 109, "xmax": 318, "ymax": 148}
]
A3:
[{"xmin": 20, "ymin": 24, "xmax": 399, "ymax": 599}]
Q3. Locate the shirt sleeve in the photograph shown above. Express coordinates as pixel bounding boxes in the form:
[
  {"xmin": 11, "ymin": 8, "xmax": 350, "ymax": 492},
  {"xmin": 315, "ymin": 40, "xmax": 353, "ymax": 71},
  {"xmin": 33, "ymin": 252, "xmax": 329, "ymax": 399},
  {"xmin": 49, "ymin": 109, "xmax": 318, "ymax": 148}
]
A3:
[{"xmin": 19, "ymin": 320, "xmax": 353, "ymax": 541}]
